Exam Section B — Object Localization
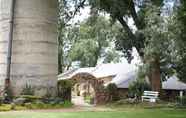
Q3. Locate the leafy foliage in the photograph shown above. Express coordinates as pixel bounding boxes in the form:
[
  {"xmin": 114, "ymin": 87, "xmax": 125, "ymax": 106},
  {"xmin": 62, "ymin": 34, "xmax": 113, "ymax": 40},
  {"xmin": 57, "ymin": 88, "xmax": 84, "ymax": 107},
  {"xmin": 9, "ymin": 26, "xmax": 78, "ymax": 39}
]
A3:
[
  {"xmin": 170, "ymin": 1, "xmax": 186, "ymax": 83},
  {"xmin": 0, "ymin": 96, "xmax": 2, "ymax": 106},
  {"xmin": 88, "ymin": 0, "xmax": 164, "ymax": 60},
  {"xmin": 58, "ymin": 0, "xmax": 87, "ymax": 72},
  {"xmin": 18, "ymin": 95, "xmax": 41, "ymax": 103},
  {"xmin": 129, "ymin": 79, "xmax": 151, "ymax": 99},
  {"xmin": 88, "ymin": 0, "xmax": 175, "ymax": 90},
  {"xmin": 142, "ymin": 5, "xmax": 175, "ymax": 80},
  {"xmin": 58, "ymin": 0, "xmax": 186, "ymax": 86},
  {"xmin": 58, "ymin": 80, "xmax": 72, "ymax": 101},
  {"xmin": 59, "ymin": 15, "xmax": 121, "ymax": 70},
  {"xmin": 106, "ymin": 83, "xmax": 119, "ymax": 101}
]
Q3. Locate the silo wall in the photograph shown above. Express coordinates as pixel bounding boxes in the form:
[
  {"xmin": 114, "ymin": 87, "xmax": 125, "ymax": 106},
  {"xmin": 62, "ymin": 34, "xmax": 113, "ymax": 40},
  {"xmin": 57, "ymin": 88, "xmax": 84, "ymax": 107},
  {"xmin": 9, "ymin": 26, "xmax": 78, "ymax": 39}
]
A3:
[{"xmin": 0, "ymin": 0, "xmax": 58, "ymax": 96}]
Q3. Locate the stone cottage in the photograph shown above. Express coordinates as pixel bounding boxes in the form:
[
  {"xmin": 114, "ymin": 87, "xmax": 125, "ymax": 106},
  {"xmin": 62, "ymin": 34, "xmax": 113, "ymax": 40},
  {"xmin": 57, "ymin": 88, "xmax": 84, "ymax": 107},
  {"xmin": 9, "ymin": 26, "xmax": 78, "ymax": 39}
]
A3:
[{"xmin": 58, "ymin": 63, "xmax": 186, "ymax": 102}]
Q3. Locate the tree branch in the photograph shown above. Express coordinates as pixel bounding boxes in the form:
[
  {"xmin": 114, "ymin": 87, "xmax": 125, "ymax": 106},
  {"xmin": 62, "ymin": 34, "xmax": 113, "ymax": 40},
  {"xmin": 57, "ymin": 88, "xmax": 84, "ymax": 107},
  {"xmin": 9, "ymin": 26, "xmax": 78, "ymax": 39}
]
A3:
[
  {"xmin": 117, "ymin": 16, "xmax": 144, "ymax": 58},
  {"xmin": 72, "ymin": 0, "xmax": 86, "ymax": 18},
  {"xmin": 129, "ymin": 0, "xmax": 143, "ymax": 29},
  {"xmin": 117, "ymin": 16, "xmax": 136, "ymax": 40}
]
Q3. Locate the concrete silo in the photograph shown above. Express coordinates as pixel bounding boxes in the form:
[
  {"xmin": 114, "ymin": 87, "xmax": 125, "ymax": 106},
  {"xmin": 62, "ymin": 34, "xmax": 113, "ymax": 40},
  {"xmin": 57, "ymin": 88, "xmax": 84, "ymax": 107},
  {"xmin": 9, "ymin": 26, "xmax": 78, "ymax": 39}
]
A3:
[{"xmin": 0, "ymin": 0, "xmax": 58, "ymax": 96}]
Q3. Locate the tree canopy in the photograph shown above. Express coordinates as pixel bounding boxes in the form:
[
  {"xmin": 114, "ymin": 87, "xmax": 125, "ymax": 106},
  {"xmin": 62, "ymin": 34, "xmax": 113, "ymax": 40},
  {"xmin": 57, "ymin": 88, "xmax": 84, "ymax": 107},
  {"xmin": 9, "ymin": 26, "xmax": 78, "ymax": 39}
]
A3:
[
  {"xmin": 58, "ymin": 0, "xmax": 186, "ymax": 86},
  {"xmin": 58, "ymin": 9, "xmax": 121, "ymax": 71}
]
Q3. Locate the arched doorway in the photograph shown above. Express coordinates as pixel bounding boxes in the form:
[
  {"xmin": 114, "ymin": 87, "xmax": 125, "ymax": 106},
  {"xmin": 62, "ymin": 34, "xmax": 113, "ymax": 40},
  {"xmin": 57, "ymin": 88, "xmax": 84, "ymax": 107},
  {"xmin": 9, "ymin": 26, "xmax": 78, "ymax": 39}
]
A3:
[
  {"xmin": 58, "ymin": 72, "xmax": 105, "ymax": 106},
  {"xmin": 70, "ymin": 73, "xmax": 102, "ymax": 106}
]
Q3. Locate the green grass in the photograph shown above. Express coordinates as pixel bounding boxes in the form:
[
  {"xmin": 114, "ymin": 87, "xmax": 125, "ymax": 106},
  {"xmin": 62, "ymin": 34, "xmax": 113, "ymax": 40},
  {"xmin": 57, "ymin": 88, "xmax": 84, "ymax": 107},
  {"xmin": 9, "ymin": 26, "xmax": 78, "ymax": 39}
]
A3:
[{"xmin": 0, "ymin": 109, "xmax": 186, "ymax": 118}]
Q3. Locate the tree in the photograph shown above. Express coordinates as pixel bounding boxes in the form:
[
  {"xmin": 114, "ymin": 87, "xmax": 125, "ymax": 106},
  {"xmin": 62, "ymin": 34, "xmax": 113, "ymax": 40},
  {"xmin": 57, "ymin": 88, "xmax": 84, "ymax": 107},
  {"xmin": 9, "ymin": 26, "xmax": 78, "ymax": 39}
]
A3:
[
  {"xmin": 58, "ymin": 0, "xmax": 87, "ymax": 73},
  {"xmin": 65, "ymin": 16, "xmax": 121, "ymax": 68},
  {"xmin": 58, "ymin": 2, "xmax": 122, "ymax": 70},
  {"xmin": 58, "ymin": 0, "xmax": 178, "ymax": 91},
  {"xmin": 169, "ymin": 0, "xmax": 186, "ymax": 83},
  {"xmin": 88, "ymin": 0, "xmax": 169, "ymax": 91},
  {"xmin": 143, "ymin": 5, "xmax": 176, "ymax": 90}
]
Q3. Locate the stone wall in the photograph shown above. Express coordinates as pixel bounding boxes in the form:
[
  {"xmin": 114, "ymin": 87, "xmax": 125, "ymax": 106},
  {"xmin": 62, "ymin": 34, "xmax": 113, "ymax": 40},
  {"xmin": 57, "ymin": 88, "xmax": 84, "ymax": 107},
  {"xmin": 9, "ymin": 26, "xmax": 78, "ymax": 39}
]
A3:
[
  {"xmin": 0, "ymin": 0, "xmax": 10, "ymax": 94},
  {"xmin": 0, "ymin": 0, "xmax": 58, "ymax": 96},
  {"xmin": 94, "ymin": 91, "xmax": 110, "ymax": 105}
]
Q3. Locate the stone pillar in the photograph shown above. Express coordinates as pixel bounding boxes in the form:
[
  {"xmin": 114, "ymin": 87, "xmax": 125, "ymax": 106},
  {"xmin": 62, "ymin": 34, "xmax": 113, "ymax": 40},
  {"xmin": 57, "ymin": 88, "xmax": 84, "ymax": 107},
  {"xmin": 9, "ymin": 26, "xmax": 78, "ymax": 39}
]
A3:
[{"xmin": 0, "ymin": 0, "xmax": 58, "ymax": 96}]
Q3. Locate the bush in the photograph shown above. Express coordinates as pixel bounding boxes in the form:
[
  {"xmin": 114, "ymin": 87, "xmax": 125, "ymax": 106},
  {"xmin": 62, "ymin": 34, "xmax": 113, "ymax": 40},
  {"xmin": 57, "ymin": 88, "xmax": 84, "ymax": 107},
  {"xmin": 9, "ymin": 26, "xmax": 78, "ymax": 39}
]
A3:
[
  {"xmin": 129, "ymin": 79, "xmax": 151, "ymax": 99},
  {"xmin": 58, "ymin": 80, "xmax": 72, "ymax": 101},
  {"xmin": 84, "ymin": 95, "xmax": 93, "ymax": 104},
  {"xmin": 3, "ymin": 86, "xmax": 13, "ymax": 103},
  {"xmin": 42, "ymin": 97, "xmax": 63, "ymax": 104},
  {"xmin": 0, "ymin": 104, "xmax": 11, "ymax": 111},
  {"xmin": 0, "ymin": 96, "xmax": 3, "ymax": 105},
  {"xmin": 33, "ymin": 101, "xmax": 46, "ymax": 109},
  {"xmin": 30, "ymin": 100, "xmax": 72, "ymax": 109},
  {"xmin": 106, "ymin": 83, "xmax": 119, "ymax": 101},
  {"xmin": 63, "ymin": 101, "xmax": 73, "ymax": 108},
  {"xmin": 24, "ymin": 103, "xmax": 32, "ymax": 109},
  {"xmin": 18, "ymin": 95, "xmax": 41, "ymax": 103}
]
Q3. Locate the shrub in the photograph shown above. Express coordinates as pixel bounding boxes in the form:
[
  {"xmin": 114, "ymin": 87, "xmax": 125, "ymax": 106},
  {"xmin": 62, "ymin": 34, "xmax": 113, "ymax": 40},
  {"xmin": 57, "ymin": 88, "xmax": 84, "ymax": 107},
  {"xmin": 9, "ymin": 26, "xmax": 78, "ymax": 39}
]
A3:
[
  {"xmin": 30, "ymin": 100, "xmax": 72, "ymax": 109},
  {"xmin": 63, "ymin": 101, "xmax": 73, "ymax": 108},
  {"xmin": 10, "ymin": 103, "xmax": 16, "ymax": 110},
  {"xmin": 84, "ymin": 95, "xmax": 92, "ymax": 104},
  {"xmin": 57, "ymin": 80, "xmax": 72, "ymax": 101},
  {"xmin": 0, "ymin": 96, "xmax": 3, "ymax": 105},
  {"xmin": 21, "ymin": 84, "xmax": 34, "ymax": 95},
  {"xmin": 129, "ymin": 79, "xmax": 151, "ymax": 99},
  {"xmin": 24, "ymin": 103, "xmax": 32, "ymax": 109},
  {"xmin": 0, "ymin": 104, "xmax": 11, "ymax": 111},
  {"xmin": 33, "ymin": 101, "xmax": 46, "ymax": 109},
  {"xmin": 18, "ymin": 95, "xmax": 41, "ymax": 103},
  {"xmin": 106, "ymin": 83, "xmax": 119, "ymax": 101},
  {"xmin": 42, "ymin": 97, "xmax": 63, "ymax": 104},
  {"xmin": 3, "ymin": 86, "xmax": 13, "ymax": 103}
]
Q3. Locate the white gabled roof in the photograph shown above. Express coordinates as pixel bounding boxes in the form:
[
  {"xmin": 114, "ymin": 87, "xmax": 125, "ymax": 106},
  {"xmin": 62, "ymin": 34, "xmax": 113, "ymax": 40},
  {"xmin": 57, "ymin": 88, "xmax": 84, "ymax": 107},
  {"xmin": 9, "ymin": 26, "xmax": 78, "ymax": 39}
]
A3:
[
  {"xmin": 110, "ymin": 71, "xmax": 186, "ymax": 90},
  {"xmin": 58, "ymin": 63, "xmax": 186, "ymax": 91},
  {"xmin": 109, "ymin": 70, "xmax": 137, "ymax": 88},
  {"xmin": 58, "ymin": 67, "xmax": 95, "ymax": 80},
  {"xmin": 92, "ymin": 63, "xmax": 135, "ymax": 78},
  {"xmin": 58, "ymin": 63, "xmax": 136, "ymax": 80},
  {"xmin": 162, "ymin": 76, "xmax": 186, "ymax": 90}
]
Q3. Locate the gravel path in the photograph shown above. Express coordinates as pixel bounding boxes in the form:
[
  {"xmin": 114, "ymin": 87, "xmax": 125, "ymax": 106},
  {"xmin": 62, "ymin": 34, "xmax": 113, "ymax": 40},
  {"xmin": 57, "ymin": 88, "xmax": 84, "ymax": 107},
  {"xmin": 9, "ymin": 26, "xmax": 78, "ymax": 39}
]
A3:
[{"xmin": 71, "ymin": 96, "xmax": 94, "ymax": 107}]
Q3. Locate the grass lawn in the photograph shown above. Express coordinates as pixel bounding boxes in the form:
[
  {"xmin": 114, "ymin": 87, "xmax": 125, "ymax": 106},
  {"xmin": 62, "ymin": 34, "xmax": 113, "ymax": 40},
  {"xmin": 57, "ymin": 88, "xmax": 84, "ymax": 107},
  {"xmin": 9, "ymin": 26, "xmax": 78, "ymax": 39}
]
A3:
[{"xmin": 0, "ymin": 108, "xmax": 186, "ymax": 118}]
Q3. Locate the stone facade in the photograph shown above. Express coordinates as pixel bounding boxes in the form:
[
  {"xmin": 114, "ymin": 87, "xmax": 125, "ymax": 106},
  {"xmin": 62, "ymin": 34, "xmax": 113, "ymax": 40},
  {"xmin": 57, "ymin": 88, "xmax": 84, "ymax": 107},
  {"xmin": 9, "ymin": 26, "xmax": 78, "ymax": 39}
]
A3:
[
  {"xmin": 94, "ymin": 91, "xmax": 110, "ymax": 104},
  {"xmin": 0, "ymin": 0, "xmax": 58, "ymax": 96},
  {"xmin": 73, "ymin": 82, "xmax": 95, "ymax": 97}
]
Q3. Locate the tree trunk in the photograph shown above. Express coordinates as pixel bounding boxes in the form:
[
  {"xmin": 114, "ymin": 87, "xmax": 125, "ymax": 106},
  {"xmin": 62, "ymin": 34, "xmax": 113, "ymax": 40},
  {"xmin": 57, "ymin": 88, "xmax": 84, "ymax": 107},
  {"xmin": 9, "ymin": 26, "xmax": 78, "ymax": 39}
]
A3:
[{"xmin": 149, "ymin": 57, "xmax": 161, "ymax": 92}]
